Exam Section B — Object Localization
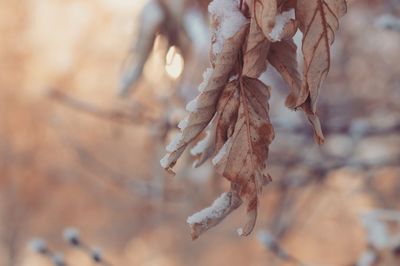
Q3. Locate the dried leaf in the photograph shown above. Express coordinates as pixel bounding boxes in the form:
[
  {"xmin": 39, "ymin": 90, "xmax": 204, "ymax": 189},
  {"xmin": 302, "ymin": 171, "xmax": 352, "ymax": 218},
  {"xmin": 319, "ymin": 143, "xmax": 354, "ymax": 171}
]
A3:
[
  {"xmin": 268, "ymin": 39, "xmax": 301, "ymax": 107},
  {"xmin": 160, "ymin": 25, "xmax": 248, "ymax": 173},
  {"xmin": 214, "ymin": 77, "xmax": 275, "ymax": 236},
  {"xmin": 242, "ymin": 18, "xmax": 271, "ymax": 78},
  {"xmin": 295, "ymin": 0, "xmax": 347, "ymax": 113},
  {"xmin": 252, "ymin": 0, "xmax": 278, "ymax": 39},
  {"xmin": 268, "ymin": 39, "xmax": 325, "ymax": 144},
  {"xmin": 214, "ymin": 80, "xmax": 241, "ymax": 155},
  {"xmin": 187, "ymin": 191, "xmax": 242, "ymax": 240},
  {"xmin": 191, "ymin": 124, "xmax": 217, "ymax": 167},
  {"xmin": 278, "ymin": 0, "xmax": 296, "ymax": 11},
  {"xmin": 160, "ymin": 0, "xmax": 348, "ymax": 239},
  {"xmin": 278, "ymin": 18, "xmax": 298, "ymax": 40},
  {"xmin": 119, "ymin": 1, "xmax": 164, "ymax": 96}
]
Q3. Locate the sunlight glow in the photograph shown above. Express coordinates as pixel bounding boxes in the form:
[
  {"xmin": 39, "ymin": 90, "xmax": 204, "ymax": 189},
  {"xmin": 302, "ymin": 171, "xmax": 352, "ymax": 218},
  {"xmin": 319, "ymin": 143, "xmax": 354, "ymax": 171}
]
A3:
[{"xmin": 165, "ymin": 46, "xmax": 184, "ymax": 79}]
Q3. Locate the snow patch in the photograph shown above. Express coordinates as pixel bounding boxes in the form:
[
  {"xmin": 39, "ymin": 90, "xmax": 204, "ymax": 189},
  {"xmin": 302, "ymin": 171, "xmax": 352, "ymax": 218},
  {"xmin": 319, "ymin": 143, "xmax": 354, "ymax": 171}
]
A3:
[
  {"xmin": 269, "ymin": 9, "xmax": 295, "ymax": 41},
  {"xmin": 187, "ymin": 192, "xmax": 231, "ymax": 224},
  {"xmin": 178, "ymin": 116, "xmax": 189, "ymax": 130},
  {"xmin": 186, "ymin": 97, "xmax": 199, "ymax": 113},
  {"xmin": 356, "ymin": 250, "xmax": 377, "ymax": 266},
  {"xmin": 229, "ymin": 74, "xmax": 239, "ymax": 82},
  {"xmin": 361, "ymin": 213, "xmax": 390, "ymax": 248},
  {"xmin": 190, "ymin": 131, "xmax": 211, "ymax": 156},
  {"xmin": 198, "ymin": 68, "xmax": 214, "ymax": 92},
  {"xmin": 208, "ymin": 0, "xmax": 249, "ymax": 55},
  {"xmin": 212, "ymin": 138, "xmax": 231, "ymax": 165},
  {"xmin": 166, "ymin": 133, "xmax": 184, "ymax": 152},
  {"xmin": 160, "ymin": 154, "xmax": 170, "ymax": 168}
]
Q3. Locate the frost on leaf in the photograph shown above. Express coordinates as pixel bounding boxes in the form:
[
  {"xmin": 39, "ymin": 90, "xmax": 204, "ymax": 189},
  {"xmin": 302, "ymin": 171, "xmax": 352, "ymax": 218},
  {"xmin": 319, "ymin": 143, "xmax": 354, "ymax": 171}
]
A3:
[
  {"xmin": 187, "ymin": 192, "xmax": 242, "ymax": 240},
  {"xmin": 268, "ymin": 9, "xmax": 296, "ymax": 41},
  {"xmin": 213, "ymin": 77, "xmax": 274, "ymax": 236},
  {"xmin": 161, "ymin": 25, "xmax": 249, "ymax": 174}
]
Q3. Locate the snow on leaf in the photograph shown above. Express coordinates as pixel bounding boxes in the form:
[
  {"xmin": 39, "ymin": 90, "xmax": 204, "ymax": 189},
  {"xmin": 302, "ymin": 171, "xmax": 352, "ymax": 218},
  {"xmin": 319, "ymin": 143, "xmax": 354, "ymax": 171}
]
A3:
[
  {"xmin": 185, "ymin": 97, "xmax": 199, "ymax": 113},
  {"xmin": 214, "ymin": 77, "xmax": 275, "ymax": 236},
  {"xmin": 178, "ymin": 116, "xmax": 189, "ymax": 130},
  {"xmin": 251, "ymin": 0, "xmax": 278, "ymax": 39},
  {"xmin": 191, "ymin": 130, "xmax": 211, "ymax": 156},
  {"xmin": 187, "ymin": 191, "xmax": 242, "ymax": 240},
  {"xmin": 209, "ymin": 0, "xmax": 249, "ymax": 57},
  {"xmin": 192, "ymin": 79, "xmax": 241, "ymax": 168},
  {"xmin": 198, "ymin": 68, "xmax": 214, "ymax": 92},
  {"xmin": 160, "ymin": 0, "xmax": 347, "ymax": 239},
  {"xmin": 191, "ymin": 123, "xmax": 217, "ymax": 168},
  {"xmin": 295, "ymin": 0, "xmax": 347, "ymax": 113},
  {"xmin": 268, "ymin": 9, "xmax": 295, "ymax": 41},
  {"xmin": 160, "ymin": 25, "xmax": 249, "ymax": 174},
  {"xmin": 212, "ymin": 138, "xmax": 232, "ymax": 165}
]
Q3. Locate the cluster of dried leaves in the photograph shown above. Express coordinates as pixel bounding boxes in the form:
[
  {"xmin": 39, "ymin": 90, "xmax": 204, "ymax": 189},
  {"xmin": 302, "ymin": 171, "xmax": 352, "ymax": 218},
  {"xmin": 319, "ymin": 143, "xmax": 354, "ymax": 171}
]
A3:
[{"xmin": 161, "ymin": 0, "xmax": 347, "ymax": 239}]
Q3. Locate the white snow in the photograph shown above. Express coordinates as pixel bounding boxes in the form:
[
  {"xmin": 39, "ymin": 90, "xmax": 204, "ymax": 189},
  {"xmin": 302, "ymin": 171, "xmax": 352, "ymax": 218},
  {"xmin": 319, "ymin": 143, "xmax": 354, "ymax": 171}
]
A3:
[
  {"xmin": 187, "ymin": 192, "xmax": 231, "ymax": 224},
  {"xmin": 356, "ymin": 250, "xmax": 377, "ymax": 266},
  {"xmin": 269, "ymin": 9, "xmax": 295, "ymax": 41},
  {"xmin": 361, "ymin": 213, "xmax": 390, "ymax": 248},
  {"xmin": 160, "ymin": 154, "xmax": 170, "ymax": 168},
  {"xmin": 208, "ymin": 0, "xmax": 249, "ymax": 55},
  {"xmin": 178, "ymin": 116, "xmax": 189, "ymax": 130},
  {"xmin": 229, "ymin": 74, "xmax": 239, "ymax": 82},
  {"xmin": 166, "ymin": 133, "xmax": 184, "ymax": 152},
  {"xmin": 190, "ymin": 131, "xmax": 211, "ymax": 156},
  {"xmin": 212, "ymin": 138, "xmax": 231, "ymax": 165},
  {"xmin": 198, "ymin": 68, "xmax": 214, "ymax": 92},
  {"xmin": 186, "ymin": 97, "xmax": 199, "ymax": 112},
  {"xmin": 184, "ymin": 68, "xmax": 213, "ymax": 113}
]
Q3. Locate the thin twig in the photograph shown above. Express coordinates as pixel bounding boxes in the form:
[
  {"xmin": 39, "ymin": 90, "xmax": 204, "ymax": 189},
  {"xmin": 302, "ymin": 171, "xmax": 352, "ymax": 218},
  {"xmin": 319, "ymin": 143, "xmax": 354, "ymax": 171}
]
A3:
[{"xmin": 48, "ymin": 89, "xmax": 156, "ymax": 125}]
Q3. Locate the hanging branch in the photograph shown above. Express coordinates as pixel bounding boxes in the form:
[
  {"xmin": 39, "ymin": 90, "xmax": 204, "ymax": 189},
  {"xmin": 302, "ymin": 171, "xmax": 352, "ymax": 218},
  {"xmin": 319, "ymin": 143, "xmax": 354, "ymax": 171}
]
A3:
[{"xmin": 48, "ymin": 89, "xmax": 156, "ymax": 125}]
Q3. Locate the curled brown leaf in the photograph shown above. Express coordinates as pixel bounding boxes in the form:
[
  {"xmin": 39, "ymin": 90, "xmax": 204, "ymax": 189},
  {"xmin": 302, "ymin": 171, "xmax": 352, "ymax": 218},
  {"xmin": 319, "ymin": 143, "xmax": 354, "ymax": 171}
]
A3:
[{"xmin": 295, "ymin": 0, "xmax": 347, "ymax": 113}]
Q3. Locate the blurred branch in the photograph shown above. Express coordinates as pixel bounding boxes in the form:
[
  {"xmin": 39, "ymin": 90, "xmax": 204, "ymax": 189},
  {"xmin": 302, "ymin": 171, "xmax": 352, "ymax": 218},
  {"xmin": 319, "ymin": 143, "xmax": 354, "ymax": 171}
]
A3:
[
  {"xmin": 258, "ymin": 230, "xmax": 309, "ymax": 266},
  {"xmin": 48, "ymin": 89, "xmax": 156, "ymax": 126},
  {"xmin": 57, "ymin": 131, "xmax": 155, "ymax": 200},
  {"xmin": 375, "ymin": 14, "xmax": 400, "ymax": 32},
  {"xmin": 51, "ymin": 124, "xmax": 184, "ymax": 204}
]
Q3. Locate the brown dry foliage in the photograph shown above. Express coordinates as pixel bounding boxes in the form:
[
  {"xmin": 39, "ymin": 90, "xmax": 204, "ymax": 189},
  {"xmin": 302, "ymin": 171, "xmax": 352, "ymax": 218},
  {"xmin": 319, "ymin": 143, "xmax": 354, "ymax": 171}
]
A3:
[{"xmin": 161, "ymin": 0, "xmax": 347, "ymax": 239}]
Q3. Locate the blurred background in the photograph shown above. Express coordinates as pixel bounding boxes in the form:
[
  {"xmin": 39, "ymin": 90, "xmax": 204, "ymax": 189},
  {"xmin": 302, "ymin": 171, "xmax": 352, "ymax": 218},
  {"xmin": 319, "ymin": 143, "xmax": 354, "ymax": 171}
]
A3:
[{"xmin": 0, "ymin": 0, "xmax": 399, "ymax": 265}]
